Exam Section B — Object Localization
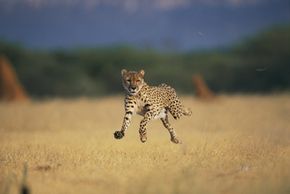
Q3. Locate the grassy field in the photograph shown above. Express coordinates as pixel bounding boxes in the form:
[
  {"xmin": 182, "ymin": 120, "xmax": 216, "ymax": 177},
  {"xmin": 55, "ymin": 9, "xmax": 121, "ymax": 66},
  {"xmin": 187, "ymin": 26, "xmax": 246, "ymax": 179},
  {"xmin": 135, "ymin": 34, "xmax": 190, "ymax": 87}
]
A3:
[{"xmin": 0, "ymin": 95, "xmax": 290, "ymax": 194}]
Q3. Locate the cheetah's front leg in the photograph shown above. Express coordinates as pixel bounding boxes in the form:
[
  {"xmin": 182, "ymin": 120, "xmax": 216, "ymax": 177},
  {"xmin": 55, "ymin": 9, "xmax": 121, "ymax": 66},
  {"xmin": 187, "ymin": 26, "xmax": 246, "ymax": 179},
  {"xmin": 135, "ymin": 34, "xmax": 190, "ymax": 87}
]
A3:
[
  {"xmin": 139, "ymin": 112, "xmax": 154, "ymax": 143},
  {"xmin": 114, "ymin": 110, "xmax": 133, "ymax": 139},
  {"xmin": 114, "ymin": 98, "xmax": 136, "ymax": 140}
]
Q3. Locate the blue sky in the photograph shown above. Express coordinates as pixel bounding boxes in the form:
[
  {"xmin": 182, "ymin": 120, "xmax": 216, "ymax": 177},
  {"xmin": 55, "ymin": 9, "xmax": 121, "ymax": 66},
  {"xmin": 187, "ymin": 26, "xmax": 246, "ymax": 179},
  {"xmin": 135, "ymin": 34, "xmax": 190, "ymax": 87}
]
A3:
[{"xmin": 0, "ymin": 0, "xmax": 289, "ymax": 50}]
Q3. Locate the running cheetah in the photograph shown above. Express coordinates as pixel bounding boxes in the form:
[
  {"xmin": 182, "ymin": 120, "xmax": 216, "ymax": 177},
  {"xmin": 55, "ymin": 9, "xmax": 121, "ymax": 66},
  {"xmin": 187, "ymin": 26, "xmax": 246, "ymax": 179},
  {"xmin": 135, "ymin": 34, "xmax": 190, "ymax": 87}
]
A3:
[{"xmin": 114, "ymin": 69, "xmax": 191, "ymax": 144}]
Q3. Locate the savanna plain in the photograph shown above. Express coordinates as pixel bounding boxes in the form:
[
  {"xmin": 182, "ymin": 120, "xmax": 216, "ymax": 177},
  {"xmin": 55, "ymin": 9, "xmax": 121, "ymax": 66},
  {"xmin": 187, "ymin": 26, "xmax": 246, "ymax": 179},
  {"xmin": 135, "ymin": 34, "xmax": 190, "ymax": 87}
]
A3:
[{"xmin": 0, "ymin": 95, "xmax": 290, "ymax": 194}]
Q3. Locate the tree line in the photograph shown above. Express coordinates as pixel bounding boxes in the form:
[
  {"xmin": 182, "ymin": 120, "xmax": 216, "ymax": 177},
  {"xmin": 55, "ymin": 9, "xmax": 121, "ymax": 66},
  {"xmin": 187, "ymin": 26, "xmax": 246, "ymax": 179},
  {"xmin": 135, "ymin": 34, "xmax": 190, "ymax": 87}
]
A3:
[{"xmin": 0, "ymin": 25, "xmax": 289, "ymax": 98}]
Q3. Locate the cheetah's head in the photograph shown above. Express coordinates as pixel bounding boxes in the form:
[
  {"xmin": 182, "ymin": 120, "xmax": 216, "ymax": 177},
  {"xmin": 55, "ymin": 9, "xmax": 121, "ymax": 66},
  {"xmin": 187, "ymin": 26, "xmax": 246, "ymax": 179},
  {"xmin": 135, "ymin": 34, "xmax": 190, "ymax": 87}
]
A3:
[{"xmin": 121, "ymin": 69, "xmax": 145, "ymax": 96}]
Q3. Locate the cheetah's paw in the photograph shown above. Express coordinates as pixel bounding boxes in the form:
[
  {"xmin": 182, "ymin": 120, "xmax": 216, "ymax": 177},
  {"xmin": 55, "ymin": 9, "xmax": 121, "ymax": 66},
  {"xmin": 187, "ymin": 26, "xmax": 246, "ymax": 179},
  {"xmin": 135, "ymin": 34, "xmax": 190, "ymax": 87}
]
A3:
[
  {"xmin": 114, "ymin": 131, "xmax": 124, "ymax": 139},
  {"xmin": 171, "ymin": 137, "xmax": 182, "ymax": 144},
  {"xmin": 140, "ymin": 135, "xmax": 147, "ymax": 143}
]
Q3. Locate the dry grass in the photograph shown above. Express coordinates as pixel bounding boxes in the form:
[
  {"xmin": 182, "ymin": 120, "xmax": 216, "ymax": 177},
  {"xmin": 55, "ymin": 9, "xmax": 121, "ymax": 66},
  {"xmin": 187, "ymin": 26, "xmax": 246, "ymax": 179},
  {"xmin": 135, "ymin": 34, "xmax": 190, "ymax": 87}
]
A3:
[{"xmin": 0, "ymin": 95, "xmax": 290, "ymax": 194}]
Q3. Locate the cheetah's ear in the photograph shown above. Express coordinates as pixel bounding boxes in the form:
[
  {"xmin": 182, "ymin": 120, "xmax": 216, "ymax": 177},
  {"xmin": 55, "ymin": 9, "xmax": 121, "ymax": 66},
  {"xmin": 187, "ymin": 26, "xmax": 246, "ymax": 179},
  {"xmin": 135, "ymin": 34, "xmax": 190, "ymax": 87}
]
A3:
[
  {"xmin": 139, "ymin": 69, "xmax": 145, "ymax": 77},
  {"xmin": 121, "ymin": 69, "xmax": 127, "ymax": 76}
]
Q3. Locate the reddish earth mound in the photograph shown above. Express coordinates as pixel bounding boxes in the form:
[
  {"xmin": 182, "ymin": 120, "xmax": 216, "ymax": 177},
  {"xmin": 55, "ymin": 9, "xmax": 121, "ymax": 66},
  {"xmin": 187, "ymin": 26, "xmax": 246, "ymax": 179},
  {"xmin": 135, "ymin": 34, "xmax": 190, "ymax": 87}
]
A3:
[
  {"xmin": 0, "ymin": 56, "xmax": 29, "ymax": 102},
  {"xmin": 192, "ymin": 74, "xmax": 215, "ymax": 100}
]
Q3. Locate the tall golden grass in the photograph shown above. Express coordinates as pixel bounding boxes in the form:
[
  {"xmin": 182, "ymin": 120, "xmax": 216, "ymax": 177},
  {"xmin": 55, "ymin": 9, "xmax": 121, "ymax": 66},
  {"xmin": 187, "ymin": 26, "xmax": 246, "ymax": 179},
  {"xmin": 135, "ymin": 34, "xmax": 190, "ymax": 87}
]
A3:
[{"xmin": 0, "ymin": 95, "xmax": 290, "ymax": 194}]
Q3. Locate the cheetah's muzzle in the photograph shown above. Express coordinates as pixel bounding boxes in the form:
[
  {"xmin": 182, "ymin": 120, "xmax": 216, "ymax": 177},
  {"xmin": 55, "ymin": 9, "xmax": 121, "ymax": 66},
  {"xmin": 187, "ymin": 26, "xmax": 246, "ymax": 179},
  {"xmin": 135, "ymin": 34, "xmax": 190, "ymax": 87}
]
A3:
[{"xmin": 114, "ymin": 131, "xmax": 124, "ymax": 139}]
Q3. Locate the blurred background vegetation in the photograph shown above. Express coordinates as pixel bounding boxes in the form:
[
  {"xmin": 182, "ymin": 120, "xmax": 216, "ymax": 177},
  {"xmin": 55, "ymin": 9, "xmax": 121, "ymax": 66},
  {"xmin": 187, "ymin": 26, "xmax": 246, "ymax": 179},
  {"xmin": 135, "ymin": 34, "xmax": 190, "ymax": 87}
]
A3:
[{"xmin": 1, "ymin": 24, "xmax": 290, "ymax": 98}]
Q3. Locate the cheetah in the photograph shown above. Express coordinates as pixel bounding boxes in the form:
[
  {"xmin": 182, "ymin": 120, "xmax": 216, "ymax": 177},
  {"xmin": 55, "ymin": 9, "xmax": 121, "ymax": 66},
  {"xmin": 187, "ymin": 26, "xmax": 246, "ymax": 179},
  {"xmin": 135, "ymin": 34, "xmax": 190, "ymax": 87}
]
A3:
[{"xmin": 114, "ymin": 69, "xmax": 192, "ymax": 144}]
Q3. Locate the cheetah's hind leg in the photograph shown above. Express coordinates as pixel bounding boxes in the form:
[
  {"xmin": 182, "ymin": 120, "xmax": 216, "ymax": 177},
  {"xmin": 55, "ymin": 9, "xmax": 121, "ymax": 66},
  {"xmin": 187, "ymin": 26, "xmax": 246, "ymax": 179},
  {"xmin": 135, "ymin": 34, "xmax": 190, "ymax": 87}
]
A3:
[{"xmin": 160, "ymin": 112, "xmax": 182, "ymax": 144}]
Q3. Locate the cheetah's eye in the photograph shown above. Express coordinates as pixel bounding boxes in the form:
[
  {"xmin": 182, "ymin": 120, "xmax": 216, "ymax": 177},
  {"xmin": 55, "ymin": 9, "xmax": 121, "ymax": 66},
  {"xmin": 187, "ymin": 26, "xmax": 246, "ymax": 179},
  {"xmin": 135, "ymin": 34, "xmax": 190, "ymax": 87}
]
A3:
[
  {"xmin": 126, "ymin": 79, "xmax": 131, "ymax": 83},
  {"xmin": 136, "ymin": 80, "xmax": 141, "ymax": 83}
]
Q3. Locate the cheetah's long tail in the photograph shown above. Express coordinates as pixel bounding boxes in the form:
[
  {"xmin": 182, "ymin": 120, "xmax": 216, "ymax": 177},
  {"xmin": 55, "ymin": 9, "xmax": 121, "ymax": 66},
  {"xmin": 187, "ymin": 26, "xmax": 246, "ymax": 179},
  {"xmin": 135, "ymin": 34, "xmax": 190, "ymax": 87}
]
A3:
[
  {"xmin": 169, "ymin": 105, "xmax": 192, "ymax": 119},
  {"xmin": 182, "ymin": 107, "xmax": 192, "ymax": 116}
]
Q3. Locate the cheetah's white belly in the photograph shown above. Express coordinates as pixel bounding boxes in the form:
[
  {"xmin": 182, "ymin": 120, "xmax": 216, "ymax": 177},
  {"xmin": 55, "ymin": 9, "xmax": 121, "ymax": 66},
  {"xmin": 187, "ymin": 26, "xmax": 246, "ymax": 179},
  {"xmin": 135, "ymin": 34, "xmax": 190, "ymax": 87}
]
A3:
[{"xmin": 154, "ymin": 108, "xmax": 166, "ymax": 119}]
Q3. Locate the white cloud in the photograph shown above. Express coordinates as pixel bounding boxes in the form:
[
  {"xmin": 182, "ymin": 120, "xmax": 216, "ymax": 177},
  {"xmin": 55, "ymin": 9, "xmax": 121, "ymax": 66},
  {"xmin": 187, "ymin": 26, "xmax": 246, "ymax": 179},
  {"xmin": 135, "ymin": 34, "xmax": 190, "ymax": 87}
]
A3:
[
  {"xmin": 200, "ymin": 0, "xmax": 263, "ymax": 7},
  {"xmin": 153, "ymin": 0, "xmax": 190, "ymax": 10},
  {"xmin": 0, "ymin": 0, "xmax": 270, "ymax": 12}
]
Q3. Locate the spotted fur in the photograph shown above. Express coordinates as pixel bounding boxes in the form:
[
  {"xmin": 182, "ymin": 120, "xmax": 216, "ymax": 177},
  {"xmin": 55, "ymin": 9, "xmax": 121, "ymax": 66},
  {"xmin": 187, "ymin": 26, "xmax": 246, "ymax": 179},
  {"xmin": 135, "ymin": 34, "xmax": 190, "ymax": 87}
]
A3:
[{"xmin": 114, "ymin": 69, "xmax": 192, "ymax": 144}]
